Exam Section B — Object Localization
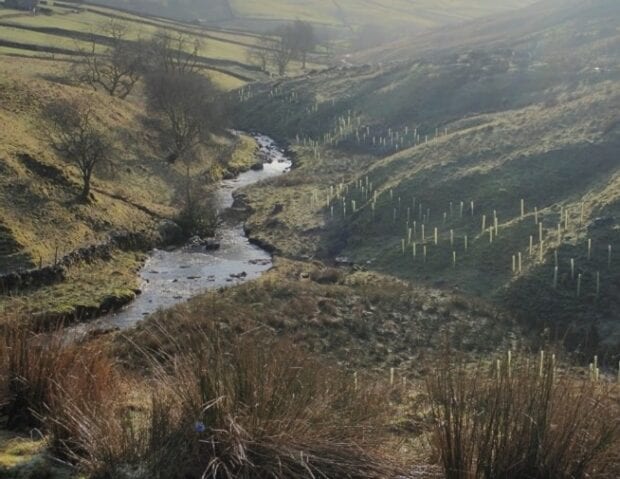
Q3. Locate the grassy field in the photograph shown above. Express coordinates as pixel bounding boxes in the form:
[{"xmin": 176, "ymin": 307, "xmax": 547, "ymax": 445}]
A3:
[
  {"xmin": 0, "ymin": 1, "xmax": 276, "ymax": 88},
  {"xmin": 229, "ymin": 0, "xmax": 536, "ymax": 28}
]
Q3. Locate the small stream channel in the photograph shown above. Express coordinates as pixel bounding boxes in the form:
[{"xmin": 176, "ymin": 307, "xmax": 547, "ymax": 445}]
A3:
[{"xmin": 85, "ymin": 134, "xmax": 291, "ymax": 331}]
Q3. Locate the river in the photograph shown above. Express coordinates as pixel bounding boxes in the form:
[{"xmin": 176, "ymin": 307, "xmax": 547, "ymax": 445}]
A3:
[{"xmin": 86, "ymin": 134, "xmax": 290, "ymax": 330}]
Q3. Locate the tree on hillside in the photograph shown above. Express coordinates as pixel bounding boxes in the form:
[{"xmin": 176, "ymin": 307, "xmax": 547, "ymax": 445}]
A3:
[
  {"xmin": 74, "ymin": 19, "xmax": 142, "ymax": 99},
  {"xmin": 254, "ymin": 21, "xmax": 317, "ymax": 76},
  {"xmin": 43, "ymin": 99, "xmax": 111, "ymax": 202},
  {"xmin": 268, "ymin": 27, "xmax": 295, "ymax": 76},
  {"xmin": 246, "ymin": 38, "xmax": 271, "ymax": 72},
  {"xmin": 143, "ymin": 30, "xmax": 203, "ymax": 75},
  {"xmin": 145, "ymin": 70, "xmax": 225, "ymax": 236},
  {"xmin": 144, "ymin": 71, "xmax": 222, "ymax": 164},
  {"xmin": 290, "ymin": 20, "xmax": 316, "ymax": 69}
]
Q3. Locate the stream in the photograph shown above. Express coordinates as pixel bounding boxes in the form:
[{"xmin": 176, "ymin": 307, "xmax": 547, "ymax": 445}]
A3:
[{"xmin": 86, "ymin": 134, "xmax": 291, "ymax": 331}]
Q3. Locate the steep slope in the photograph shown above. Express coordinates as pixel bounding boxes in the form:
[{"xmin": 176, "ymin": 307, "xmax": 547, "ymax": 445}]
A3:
[{"xmin": 234, "ymin": 0, "xmax": 620, "ymax": 357}]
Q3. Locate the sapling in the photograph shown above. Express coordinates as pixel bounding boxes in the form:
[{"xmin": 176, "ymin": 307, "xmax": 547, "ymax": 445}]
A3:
[
  {"xmin": 434, "ymin": 227, "xmax": 438, "ymax": 245},
  {"xmin": 539, "ymin": 222, "xmax": 543, "ymax": 243},
  {"xmin": 460, "ymin": 201, "xmax": 464, "ymax": 218},
  {"xmin": 539, "ymin": 240, "xmax": 544, "ymax": 262},
  {"xmin": 489, "ymin": 227, "xmax": 493, "ymax": 244},
  {"xmin": 553, "ymin": 266, "xmax": 558, "ymax": 288},
  {"xmin": 494, "ymin": 216, "xmax": 498, "ymax": 236},
  {"xmin": 507, "ymin": 350, "xmax": 512, "ymax": 378},
  {"xmin": 580, "ymin": 202, "xmax": 584, "ymax": 225},
  {"xmin": 464, "ymin": 235, "xmax": 468, "ymax": 252},
  {"xmin": 470, "ymin": 201, "xmax": 475, "ymax": 217},
  {"xmin": 423, "ymin": 245, "xmax": 427, "ymax": 263},
  {"xmin": 401, "ymin": 239, "xmax": 405, "ymax": 254},
  {"xmin": 594, "ymin": 355, "xmax": 598, "ymax": 373},
  {"xmin": 353, "ymin": 371, "xmax": 358, "ymax": 390},
  {"xmin": 577, "ymin": 273, "xmax": 582, "ymax": 297},
  {"xmin": 452, "ymin": 251, "xmax": 456, "ymax": 268},
  {"xmin": 481, "ymin": 214, "xmax": 486, "ymax": 233},
  {"xmin": 534, "ymin": 207, "xmax": 539, "ymax": 224},
  {"xmin": 539, "ymin": 350, "xmax": 544, "ymax": 378},
  {"xmin": 412, "ymin": 242, "xmax": 417, "ymax": 259},
  {"xmin": 520, "ymin": 198, "xmax": 525, "ymax": 219},
  {"xmin": 512, "ymin": 255, "xmax": 516, "ymax": 273},
  {"xmin": 596, "ymin": 271, "xmax": 600, "ymax": 296},
  {"xmin": 587, "ymin": 238, "xmax": 592, "ymax": 260},
  {"xmin": 421, "ymin": 224, "xmax": 425, "ymax": 243},
  {"xmin": 450, "ymin": 229, "xmax": 454, "ymax": 247},
  {"xmin": 518, "ymin": 252, "xmax": 522, "ymax": 273},
  {"xmin": 390, "ymin": 367, "xmax": 394, "ymax": 385},
  {"xmin": 608, "ymin": 244, "xmax": 612, "ymax": 268},
  {"xmin": 554, "ymin": 249, "xmax": 558, "ymax": 267},
  {"xmin": 529, "ymin": 236, "xmax": 533, "ymax": 256},
  {"xmin": 443, "ymin": 212, "xmax": 447, "ymax": 224},
  {"xmin": 570, "ymin": 258, "xmax": 575, "ymax": 279}
]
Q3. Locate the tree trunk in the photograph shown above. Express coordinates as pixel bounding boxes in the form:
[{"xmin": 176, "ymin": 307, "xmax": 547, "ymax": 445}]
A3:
[{"xmin": 80, "ymin": 174, "xmax": 91, "ymax": 202}]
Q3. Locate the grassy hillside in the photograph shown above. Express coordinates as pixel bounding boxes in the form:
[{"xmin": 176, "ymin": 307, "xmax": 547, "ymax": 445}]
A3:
[
  {"xmin": 91, "ymin": 0, "xmax": 536, "ymax": 34},
  {"xmin": 0, "ymin": 52, "xmax": 261, "ymax": 318},
  {"xmin": 234, "ymin": 0, "xmax": 620, "ymax": 357}
]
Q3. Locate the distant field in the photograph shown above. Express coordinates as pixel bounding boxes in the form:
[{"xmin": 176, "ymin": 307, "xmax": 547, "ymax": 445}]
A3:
[
  {"xmin": 228, "ymin": 0, "xmax": 537, "ymax": 29},
  {"xmin": 0, "ymin": 1, "xmax": 278, "ymax": 89}
]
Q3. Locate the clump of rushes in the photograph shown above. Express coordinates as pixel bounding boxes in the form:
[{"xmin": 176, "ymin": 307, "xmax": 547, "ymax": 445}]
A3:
[
  {"xmin": 44, "ymin": 321, "xmax": 398, "ymax": 479},
  {"xmin": 426, "ymin": 355, "xmax": 620, "ymax": 479}
]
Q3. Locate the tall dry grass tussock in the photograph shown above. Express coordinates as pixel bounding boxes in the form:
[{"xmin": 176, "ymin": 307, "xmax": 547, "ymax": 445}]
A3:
[
  {"xmin": 43, "ymin": 320, "xmax": 399, "ymax": 478},
  {"xmin": 426, "ymin": 354, "xmax": 620, "ymax": 479}
]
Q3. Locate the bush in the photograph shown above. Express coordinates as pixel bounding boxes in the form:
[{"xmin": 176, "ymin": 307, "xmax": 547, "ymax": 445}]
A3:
[
  {"xmin": 174, "ymin": 199, "xmax": 219, "ymax": 239},
  {"xmin": 426, "ymin": 354, "xmax": 620, "ymax": 479}
]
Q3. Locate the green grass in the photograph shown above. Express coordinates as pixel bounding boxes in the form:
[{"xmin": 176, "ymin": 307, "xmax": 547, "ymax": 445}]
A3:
[{"xmin": 0, "ymin": 250, "xmax": 143, "ymax": 318}]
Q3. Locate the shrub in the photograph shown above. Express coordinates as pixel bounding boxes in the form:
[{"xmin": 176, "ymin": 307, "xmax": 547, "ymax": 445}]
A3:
[{"xmin": 426, "ymin": 355, "xmax": 620, "ymax": 479}]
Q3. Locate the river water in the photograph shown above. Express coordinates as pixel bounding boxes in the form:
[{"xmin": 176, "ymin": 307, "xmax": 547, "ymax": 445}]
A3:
[{"xmin": 87, "ymin": 134, "xmax": 290, "ymax": 330}]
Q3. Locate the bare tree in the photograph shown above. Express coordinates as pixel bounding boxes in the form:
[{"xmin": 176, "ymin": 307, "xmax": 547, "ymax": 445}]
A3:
[
  {"xmin": 43, "ymin": 99, "xmax": 110, "ymax": 201},
  {"xmin": 143, "ymin": 30, "xmax": 203, "ymax": 75},
  {"xmin": 144, "ymin": 71, "xmax": 221, "ymax": 164},
  {"xmin": 258, "ymin": 21, "xmax": 316, "ymax": 76},
  {"xmin": 74, "ymin": 19, "xmax": 142, "ymax": 99},
  {"xmin": 246, "ymin": 38, "xmax": 270, "ymax": 72},
  {"xmin": 268, "ymin": 27, "xmax": 295, "ymax": 76},
  {"xmin": 290, "ymin": 20, "xmax": 316, "ymax": 69}
]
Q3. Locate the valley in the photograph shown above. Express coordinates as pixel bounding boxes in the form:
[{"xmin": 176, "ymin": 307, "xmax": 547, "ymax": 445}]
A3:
[{"xmin": 0, "ymin": 0, "xmax": 619, "ymax": 478}]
